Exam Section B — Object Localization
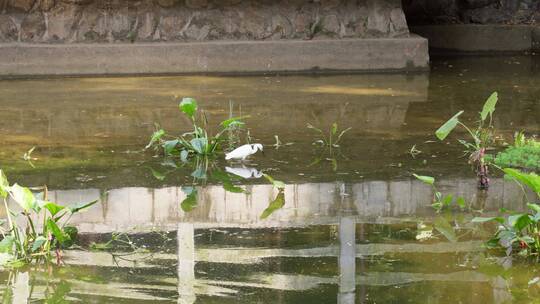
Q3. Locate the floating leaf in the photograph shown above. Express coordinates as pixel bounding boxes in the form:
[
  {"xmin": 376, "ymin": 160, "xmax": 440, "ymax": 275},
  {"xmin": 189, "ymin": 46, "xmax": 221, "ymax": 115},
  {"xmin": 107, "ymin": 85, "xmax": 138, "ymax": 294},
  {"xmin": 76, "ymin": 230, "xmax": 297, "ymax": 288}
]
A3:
[
  {"xmin": 435, "ymin": 111, "xmax": 464, "ymax": 141},
  {"xmin": 260, "ymin": 191, "xmax": 285, "ymax": 219},
  {"xmin": 412, "ymin": 174, "xmax": 435, "ymax": 185},
  {"xmin": 223, "ymin": 182, "xmax": 245, "ymax": 193},
  {"xmin": 480, "ymin": 92, "xmax": 498, "ymax": 121},
  {"xmin": 179, "ymin": 98, "xmax": 198, "ymax": 118}
]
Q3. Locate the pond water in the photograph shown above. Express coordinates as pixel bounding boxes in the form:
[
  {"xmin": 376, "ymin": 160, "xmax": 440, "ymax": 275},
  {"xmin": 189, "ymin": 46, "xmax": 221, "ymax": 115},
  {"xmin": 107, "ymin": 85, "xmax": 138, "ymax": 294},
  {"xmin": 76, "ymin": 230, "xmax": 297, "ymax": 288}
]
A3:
[{"xmin": 0, "ymin": 55, "xmax": 539, "ymax": 303}]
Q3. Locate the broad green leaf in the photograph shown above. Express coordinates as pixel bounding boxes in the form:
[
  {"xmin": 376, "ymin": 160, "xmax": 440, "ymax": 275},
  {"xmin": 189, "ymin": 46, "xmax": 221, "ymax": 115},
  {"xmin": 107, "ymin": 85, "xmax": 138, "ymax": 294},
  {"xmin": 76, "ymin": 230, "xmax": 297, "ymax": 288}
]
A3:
[
  {"xmin": 180, "ymin": 150, "xmax": 189, "ymax": 163},
  {"xmin": 480, "ymin": 92, "xmax": 498, "ymax": 121},
  {"xmin": 442, "ymin": 194, "xmax": 453, "ymax": 206},
  {"xmin": 472, "ymin": 216, "xmax": 505, "ymax": 224},
  {"xmin": 145, "ymin": 129, "xmax": 165, "ymax": 149},
  {"xmin": 163, "ymin": 140, "xmax": 179, "ymax": 155},
  {"xmin": 179, "ymin": 98, "xmax": 198, "ymax": 117},
  {"xmin": 38, "ymin": 200, "xmax": 65, "ymax": 217},
  {"xmin": 190, "ymin": 138, "xmax": 208, "ymax": 154},
  {"xmin": 0, "ymin": 236, "xmax": 14, "ymax": 253},
  {"xmin": 180, "ymin": 187, "xmax": 197, "ymax": 212},
  {"xmin": 456, "ymin": 197, "xmax": 466, "ymax": 208},
  {"xmin": 10, "ymin": 184, "xmax": 37, "ymax": 212},
  {"xmin": 435, "ymin": 111, "xmax": 464, "ymax": 141},
  {"xmin": 508, "ymin": 213, "xmax": 532, "ymax": 231},
  {"xmin": 68, "ymin": 200, "xmax": 98, "ymax": 214},
  {"xmin": 260, "ymin": 191, "xmax": 285, "ymax": 219},
  {"xmin": 47, "ymin": 219, "xmax": 69, "ymax": 245},
  {"xmin": 434, "ymin": 216, "xmax": 457, "ymax": 242},
  {"xmin": 413, "ymin": 174, "xmax": 435, "ymax": 185},
  {"xmin": 0, "ymin": 170, "xmax": 8, "ymax": 199},
  {"xmin": 31, "ymin": 236, "xmax": 48, "ymax": 252},
  {"xmin": 528, "ymin": 203, "xmax": 540, "ymax": 214},
  {"xmin": 503, "ymin": 168, "xmax": 540, "ymax": 196}
]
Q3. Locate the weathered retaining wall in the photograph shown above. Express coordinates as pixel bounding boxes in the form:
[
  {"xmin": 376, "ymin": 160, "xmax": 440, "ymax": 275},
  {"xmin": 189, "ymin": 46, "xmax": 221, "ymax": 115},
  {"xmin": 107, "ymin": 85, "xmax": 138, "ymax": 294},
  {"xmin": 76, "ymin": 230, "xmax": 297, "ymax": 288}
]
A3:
[
  {"xmin": 403, "ymin": 0, "xmax": 540, "ymax": 25},
  {"xmin": 0, "ymin": 0, "xmax": 409, "ymax": 43}
]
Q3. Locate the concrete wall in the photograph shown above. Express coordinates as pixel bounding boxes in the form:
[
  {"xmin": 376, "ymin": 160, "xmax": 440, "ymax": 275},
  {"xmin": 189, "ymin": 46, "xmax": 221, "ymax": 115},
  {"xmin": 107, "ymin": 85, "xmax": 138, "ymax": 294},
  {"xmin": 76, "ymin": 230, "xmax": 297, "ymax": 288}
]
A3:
[{"xmin": 0, "ymin": 0, "xmax": 431, "ymax": 75}]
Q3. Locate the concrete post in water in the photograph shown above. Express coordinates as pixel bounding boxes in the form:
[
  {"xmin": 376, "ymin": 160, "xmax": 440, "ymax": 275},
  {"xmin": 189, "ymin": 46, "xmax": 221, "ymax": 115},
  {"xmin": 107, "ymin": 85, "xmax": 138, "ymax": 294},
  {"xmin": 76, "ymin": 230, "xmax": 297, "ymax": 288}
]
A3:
[
  {"xmin": 177, "ymin": 223, "xmax": 196, "ymax": 304},
  {"xmin": 338, "ymin": 216, "xmax": 356, "ymax": 304},
  {"xmin": 12, "ymin": 272, "xmax": 30, "ymax": 304}
]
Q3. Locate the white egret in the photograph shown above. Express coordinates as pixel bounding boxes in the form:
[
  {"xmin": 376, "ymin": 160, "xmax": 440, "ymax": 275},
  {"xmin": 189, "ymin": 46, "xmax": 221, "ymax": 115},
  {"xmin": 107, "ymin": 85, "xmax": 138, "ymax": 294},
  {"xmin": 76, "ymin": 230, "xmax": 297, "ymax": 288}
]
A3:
[
  {"xmin": 226, "ymin": 166, "xmax": 263, "ymax": 179},
  {"xmin": 225, "ymin": 144, "xmax": 263, "ymax": 161}
]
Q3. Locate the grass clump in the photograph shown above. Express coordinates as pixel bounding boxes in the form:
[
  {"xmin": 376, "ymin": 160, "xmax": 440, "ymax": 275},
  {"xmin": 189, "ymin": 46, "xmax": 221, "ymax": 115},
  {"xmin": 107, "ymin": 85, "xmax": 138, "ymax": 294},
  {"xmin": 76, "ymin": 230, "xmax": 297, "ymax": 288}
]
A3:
[{"xmin": 492, "ymin": 132, "xmax": 540, "ymax": 171}]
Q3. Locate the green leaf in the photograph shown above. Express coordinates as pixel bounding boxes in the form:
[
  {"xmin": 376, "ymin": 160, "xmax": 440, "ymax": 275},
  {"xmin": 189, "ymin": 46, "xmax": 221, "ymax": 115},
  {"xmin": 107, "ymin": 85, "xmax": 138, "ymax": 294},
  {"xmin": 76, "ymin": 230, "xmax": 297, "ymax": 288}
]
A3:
[
  {"xmin": 163, "ymin": 140, "xmax": 180, "ymax": 155},
  {"xmin": 0, "ymin": 170, "xmax": 8, "ymax": 199},
  {"xmin": 31, "ymin": 236, "xmax": 48, "ymax": 252},
  {"xmin": 191, "ymin": 167, "xmax": 207, "ymax": 180},
  {"xmin": 528, "ymin": 203, "xmax": 540, "ymax": 214},
  {"xmin": 223, "ymin": 182, "xmax": 245, "ymax": 193},
  {"xmin": 503, "ymin": 168, "xmax": 540, "ymax": 196},
  {"xmin": 10, "ymin": 184, "xmax": 37, "ymax": 212},
  {"xmin": 442, "ymin": 194, "xmax": 453, "ymax": 206},
  {"xmin": 260, "ymin": 191, "xmax": 285, "ymax": 219},
  {"xmin": 179, "ymin": 98, "xmax": 198, "ymax": 117},
  {"xmin": 508, "ymin": 214, "xmax": 532, "ymax": 231},
  {"xmin": 150, "ymin": 168, "xmax": 166, "ymax": 181},
  {"xmin": 180, "ymin": 187, "xmax": 197, "ymax": 212},
  {"xmin": 190, "ymin": 138, "xmax": 208, "ymax": 154},
  {"xmin": 145, "ymin": 129, "xmax": 165, "ymax": 149},
  {"xmin": 434, "ymin": 216, "xmax": 457, "ymax": 242},
  {"xmin": 263, "ymin": 174, "xmax": 285, "ymax": 190},
  {"xmin": 220, "ymin": 116, "xmax": 248, "ymax": 128},
  {"xmin": 38, "ymin": 200, "xmax": 65, "ymax": 217},
  {"xmin": 480, "ymin": 92, "xmax": 498, "ymax": 121},
  {"xmin": 180, "ymin": 150, "xmax": 189, "ymax": 163},
  {"xmin": 47, "ymin": 219, "xmax": 69, "ymax": 245},
  {"xmin": 413, "ymin": 174, "xmax": 435, "ymax": 185},
  {"xmin": 472, "ymin": 217, "xmax": 505, "ymax": 224},
  {"xmin": 456, "ymin": 197, "xmax": 466, "ymax": 208},
  {"xmin": 435, "ymin": 111, "xmax": 464, "ymax": 141},
  {"xmin": 68, "ymin": 200, "xmax": 98, "ymax": 214},
  {"xmin": 331, "ymin": 123, "xmax": 338, "ymax": 135},
  {"xmin": 0, "ymin": 236, "xmax": 14, "ymax": 253}
]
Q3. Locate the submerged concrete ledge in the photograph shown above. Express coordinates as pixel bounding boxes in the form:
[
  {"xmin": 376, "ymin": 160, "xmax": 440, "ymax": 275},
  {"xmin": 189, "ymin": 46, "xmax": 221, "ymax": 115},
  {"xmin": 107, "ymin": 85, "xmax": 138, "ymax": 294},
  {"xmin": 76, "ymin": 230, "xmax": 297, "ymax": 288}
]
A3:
[
  {"xmin": 411, "ymin": 25, "xmax": 538, "ymax": 53},
  {"xmin": 0, "ymin": 37, "xmax": 428, "ymax": 77}
]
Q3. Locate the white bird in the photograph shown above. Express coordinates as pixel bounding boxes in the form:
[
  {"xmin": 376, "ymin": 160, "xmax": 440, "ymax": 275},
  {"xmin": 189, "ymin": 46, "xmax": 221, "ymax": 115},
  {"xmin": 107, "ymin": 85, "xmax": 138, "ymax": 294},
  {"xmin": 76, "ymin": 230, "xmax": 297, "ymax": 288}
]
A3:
[
  {"xmin": 226, "ymin": 166, "xmax": 263, "ymax": 179},
  {"xmin": 225, "ymin": 144, "xmax": 263, "ymax": 161}
]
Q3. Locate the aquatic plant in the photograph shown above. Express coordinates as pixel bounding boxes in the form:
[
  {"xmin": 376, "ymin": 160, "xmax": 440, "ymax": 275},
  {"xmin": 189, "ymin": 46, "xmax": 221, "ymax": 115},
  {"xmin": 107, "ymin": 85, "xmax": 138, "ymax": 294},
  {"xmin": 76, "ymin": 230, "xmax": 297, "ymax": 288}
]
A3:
[
  {"xmin": 435, "ymin": 92, "xmax": 498, "ymax": 189},
  {"xmin": 490, "ymin": 132, "xmax": 540, "ymax": 171},
  {"xmin": 146, "ymin": 98, "xmax": 247, "ymax": 160},
  {"xmin": 413, "ymin": 173, "xmax": 466, "ymax": 212},
  {"xmin": 260, "ymin": 173, "xmax": 286, "ymax": 219},
  {"xmin": 307, "ymin": 122, "xmax": 351, "ymax": 149},
  {"xmin": 472, "ymin": 168, "xmax": 540, "ymax": 258},
  {"xmin": 0, "ymin": 169, "xmax": 97, "ymax": 266}
]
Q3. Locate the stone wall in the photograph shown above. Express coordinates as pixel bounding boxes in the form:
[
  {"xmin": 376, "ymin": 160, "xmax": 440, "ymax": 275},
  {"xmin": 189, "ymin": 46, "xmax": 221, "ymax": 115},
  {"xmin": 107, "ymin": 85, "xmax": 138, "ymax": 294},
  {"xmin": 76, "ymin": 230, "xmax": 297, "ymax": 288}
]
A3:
[
  {"xmin": 0, "ymin": 0, "xmax": 409, "ymax": 43},
  {"xmin": 403, "ymin": 0, "xmax": 540, "ymax": 24}
]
